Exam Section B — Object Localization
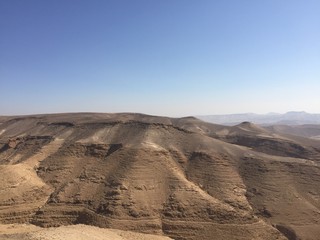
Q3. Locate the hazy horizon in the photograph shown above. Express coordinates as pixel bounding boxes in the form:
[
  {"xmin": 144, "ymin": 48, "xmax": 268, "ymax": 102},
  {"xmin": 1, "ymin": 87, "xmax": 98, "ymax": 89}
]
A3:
[
  {"xmin": 1, "ymin": 110, "xmax": 320, "ymax": 119},
  {"xmin": 1, "ymin": 1, "xmax": 319, "ymax": 116}
]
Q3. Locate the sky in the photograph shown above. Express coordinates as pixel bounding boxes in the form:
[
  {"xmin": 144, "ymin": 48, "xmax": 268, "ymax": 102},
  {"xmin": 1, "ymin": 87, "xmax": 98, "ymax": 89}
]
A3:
[{"xmin": 0, "ymin": 0, "xmax": 319, "ymax": 117}]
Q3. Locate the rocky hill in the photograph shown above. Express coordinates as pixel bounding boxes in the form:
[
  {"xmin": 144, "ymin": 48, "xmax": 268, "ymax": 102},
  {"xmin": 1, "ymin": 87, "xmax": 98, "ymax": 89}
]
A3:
[{"xmin": 0, "ymin": 113, "xmax": 320, "ymax": 240}]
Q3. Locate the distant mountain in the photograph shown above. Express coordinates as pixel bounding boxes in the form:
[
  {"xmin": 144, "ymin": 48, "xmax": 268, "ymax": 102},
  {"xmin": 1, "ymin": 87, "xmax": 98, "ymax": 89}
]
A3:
[{"xmin": 197, "ymin": 111, "xmax": 320, "ymax": 125}]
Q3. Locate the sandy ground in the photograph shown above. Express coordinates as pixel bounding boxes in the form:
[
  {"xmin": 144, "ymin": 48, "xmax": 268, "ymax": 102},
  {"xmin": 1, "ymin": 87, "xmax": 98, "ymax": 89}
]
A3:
[{"xmin": 0, "ymin": 224, "xmax": 172, "ymax": 240}]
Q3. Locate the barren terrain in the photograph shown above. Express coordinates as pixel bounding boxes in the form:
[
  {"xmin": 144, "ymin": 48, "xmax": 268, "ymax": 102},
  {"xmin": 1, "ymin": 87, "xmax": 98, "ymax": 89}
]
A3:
[
  {"xmin": 0, "ymin": 113, "xmax": 319, "ymax": 240},
  {"xmin": 0, "ymin": 224, "xmax": 172, "ymax": 240}
]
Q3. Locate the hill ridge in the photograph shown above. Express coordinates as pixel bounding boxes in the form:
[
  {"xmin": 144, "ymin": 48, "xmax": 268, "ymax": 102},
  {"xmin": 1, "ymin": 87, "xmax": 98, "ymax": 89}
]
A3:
[{"xmin": 1, "ymin": 113, "xmax": 320, "ymax": 240}]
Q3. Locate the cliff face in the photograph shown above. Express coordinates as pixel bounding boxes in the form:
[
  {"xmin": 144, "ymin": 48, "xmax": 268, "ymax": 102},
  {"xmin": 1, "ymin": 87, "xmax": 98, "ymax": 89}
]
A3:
[{"xmin": 0, "ymin": 113, "xmax": 320, "ymax": 240}]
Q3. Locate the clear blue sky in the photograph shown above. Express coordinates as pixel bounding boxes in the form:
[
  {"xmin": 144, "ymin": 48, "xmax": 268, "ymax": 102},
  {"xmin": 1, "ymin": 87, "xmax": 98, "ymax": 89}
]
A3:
[{"xmin": 1, "ymin": 0, "xmax": 319, "ymax": 116}]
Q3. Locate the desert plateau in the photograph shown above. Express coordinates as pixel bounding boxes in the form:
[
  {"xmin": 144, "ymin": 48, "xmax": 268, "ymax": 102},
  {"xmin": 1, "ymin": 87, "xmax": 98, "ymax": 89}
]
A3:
[{"xmin": 0, "ymin": 113, "xmax": 319, "ymax": 240}]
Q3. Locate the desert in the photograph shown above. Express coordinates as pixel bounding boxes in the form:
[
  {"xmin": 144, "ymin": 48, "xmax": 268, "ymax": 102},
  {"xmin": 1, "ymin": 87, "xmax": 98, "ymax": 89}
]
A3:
[{"xmin": 0, "ymin": 113, "xmax": 319, "ymax": 240}]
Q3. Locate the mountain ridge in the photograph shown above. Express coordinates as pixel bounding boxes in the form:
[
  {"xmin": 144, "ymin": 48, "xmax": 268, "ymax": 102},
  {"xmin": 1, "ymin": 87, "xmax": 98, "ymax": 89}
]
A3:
[{"xmin": 197, "ymin": 111, "xmax": 320, "ymax": 125}]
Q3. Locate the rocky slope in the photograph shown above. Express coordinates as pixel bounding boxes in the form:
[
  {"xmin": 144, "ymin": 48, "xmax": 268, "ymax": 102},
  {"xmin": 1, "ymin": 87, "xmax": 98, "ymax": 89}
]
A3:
[{"xmin": 0, "ymin": 113, "xmax": 320, "ymax": 240}]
